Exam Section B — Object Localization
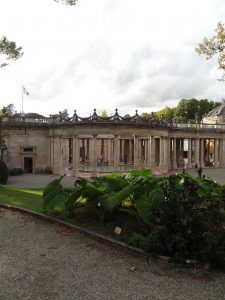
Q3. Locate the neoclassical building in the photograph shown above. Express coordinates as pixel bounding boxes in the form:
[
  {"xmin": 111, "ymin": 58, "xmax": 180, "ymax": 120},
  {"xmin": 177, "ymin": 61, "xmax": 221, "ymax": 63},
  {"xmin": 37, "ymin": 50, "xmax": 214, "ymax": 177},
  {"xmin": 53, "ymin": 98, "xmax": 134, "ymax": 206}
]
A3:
[{"xmin": 1, "ymin": 106, "xmax": 225, "ymax": 176}]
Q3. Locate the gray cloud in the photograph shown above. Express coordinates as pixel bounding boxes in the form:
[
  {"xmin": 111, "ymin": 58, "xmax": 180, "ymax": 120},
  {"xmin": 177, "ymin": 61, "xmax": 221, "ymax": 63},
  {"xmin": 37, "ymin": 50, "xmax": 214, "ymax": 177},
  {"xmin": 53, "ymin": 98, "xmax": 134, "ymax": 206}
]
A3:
[{"xmin": 28, "ymin": 35, "xmax": 224, "ymax": 114}]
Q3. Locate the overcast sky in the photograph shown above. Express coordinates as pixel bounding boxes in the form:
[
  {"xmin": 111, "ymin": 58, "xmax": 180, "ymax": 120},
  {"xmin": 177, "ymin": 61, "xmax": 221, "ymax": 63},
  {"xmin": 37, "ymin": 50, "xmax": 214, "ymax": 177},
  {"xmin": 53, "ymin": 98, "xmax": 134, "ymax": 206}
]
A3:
[{"xmin": 0, "ymin": 0, "xmax": 225, "ymax": 117}]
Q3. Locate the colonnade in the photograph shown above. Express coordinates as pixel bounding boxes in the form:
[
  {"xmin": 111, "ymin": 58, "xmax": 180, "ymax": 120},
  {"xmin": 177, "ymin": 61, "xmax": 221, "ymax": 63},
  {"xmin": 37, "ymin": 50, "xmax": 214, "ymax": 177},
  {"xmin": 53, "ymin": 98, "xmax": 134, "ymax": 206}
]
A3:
[{"xmin": 50, "ymin": 134, "xmax": 224, "ymax": 176}]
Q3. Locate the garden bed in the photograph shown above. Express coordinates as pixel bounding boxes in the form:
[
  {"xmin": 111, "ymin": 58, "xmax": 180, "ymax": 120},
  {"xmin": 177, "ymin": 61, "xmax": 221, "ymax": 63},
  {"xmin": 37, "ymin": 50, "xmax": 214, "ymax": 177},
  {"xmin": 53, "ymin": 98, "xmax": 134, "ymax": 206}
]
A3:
[{"xmin": 1, "ymin": 169, "xmax": 225, "ymax": 270}]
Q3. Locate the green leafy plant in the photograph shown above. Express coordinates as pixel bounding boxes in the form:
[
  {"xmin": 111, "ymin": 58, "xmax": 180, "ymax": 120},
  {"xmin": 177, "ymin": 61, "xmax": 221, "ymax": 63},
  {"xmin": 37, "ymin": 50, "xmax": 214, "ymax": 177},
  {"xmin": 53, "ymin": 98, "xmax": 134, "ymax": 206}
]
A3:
[
  {"xmin": 41, "ymin": 170, "xmax": 225, "ymax": 268},
  {"xmin": 129, "ymin": 173, "xmax": 225, "ymax": 267},
  {"xmin": 42, "ymin": 175, "xmax": 68, "ymax": 212}
]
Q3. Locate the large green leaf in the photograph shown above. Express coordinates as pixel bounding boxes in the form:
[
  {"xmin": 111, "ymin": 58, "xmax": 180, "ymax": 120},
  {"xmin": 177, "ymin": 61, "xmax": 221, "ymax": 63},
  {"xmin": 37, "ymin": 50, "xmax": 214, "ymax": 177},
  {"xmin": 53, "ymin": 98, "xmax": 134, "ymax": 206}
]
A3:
[
  {"xmin": 44, "ymin": 193, "xmax": 69, "ymax": 212},
  {"xmin": 42, "ymin": 185, "xmax": 69, "ymax": 211},
  {"xmin": 136, "ymin": 186, "xmax": 165, "ymax": 225},
  {"xmin": 81, "ymin": 182, "xmax": 103, "ymax": 198},
  {"xmin": 98, "ymin": 175, "xmax": 128, "ymax": 192},
  {"xmin": 65, "ymin": 186, "xmax": 84, "ymax": 216},
  {"xmin": 43, "ymin": 183, "xmax": 63, "ymax": 209},
  {"xmin": 42, "ymin": 175, "xmax": 65, "ymax": 199},
  {"xmin": 130, "ymin": 168, "xmax": 152, "ymax": 178},
  {"xmin": 102, "ymin": 184, "xmax": 134, "ymax": 211}
]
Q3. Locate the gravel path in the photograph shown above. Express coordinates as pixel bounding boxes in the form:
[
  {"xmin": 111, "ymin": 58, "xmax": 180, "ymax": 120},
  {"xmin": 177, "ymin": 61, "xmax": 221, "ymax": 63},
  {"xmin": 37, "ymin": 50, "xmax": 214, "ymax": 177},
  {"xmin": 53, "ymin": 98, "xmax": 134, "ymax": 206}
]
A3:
[{"xmin": 0, "ymin": 208, "xmax": 225, "ymax": 300}]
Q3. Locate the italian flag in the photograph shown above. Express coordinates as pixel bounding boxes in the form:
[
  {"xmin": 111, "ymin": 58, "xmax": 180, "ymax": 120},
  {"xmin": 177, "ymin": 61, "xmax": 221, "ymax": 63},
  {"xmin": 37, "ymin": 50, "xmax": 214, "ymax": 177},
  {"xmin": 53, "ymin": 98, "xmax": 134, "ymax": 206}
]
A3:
[{"xmin": 22, "ymin": 85, "xmax": 30, "ymax": 96}]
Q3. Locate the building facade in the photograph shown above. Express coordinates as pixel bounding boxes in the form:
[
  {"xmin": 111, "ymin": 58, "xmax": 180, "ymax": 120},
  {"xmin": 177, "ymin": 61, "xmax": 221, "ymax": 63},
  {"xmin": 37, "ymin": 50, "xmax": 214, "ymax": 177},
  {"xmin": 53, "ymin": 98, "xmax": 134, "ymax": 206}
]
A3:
[{"xmin": 1, "ymin": 108, "xmax": 225, "ymax": 176}]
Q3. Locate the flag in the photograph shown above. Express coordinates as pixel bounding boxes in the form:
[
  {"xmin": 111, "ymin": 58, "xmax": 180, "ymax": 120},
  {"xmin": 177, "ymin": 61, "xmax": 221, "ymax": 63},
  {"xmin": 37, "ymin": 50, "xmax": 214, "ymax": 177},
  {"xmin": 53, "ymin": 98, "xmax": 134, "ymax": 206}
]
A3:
[{"xmin": 22, "ymin": 85, "xmax": 30, "ymax": 96}]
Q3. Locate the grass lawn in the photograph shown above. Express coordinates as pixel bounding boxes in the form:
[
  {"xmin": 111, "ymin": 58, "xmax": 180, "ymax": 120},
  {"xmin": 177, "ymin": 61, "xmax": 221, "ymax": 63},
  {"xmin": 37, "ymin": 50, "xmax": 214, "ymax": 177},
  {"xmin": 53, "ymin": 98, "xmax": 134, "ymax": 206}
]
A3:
[
  {"xmin": 0, "ymin": 185, "xmax": 43, "ymax": 212},
  {"xmin": 0, "ymin": 184, "xmax": 139, "ymax": 242}
]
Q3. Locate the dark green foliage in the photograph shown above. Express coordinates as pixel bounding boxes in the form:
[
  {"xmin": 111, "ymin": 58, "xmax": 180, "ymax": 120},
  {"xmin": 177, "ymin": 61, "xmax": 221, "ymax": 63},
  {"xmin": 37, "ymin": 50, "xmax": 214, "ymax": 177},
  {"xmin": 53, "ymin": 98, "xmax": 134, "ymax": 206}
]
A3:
[
  {"xmin": 42, "ymin": 175, "xmax": 68, "ymax": 211},
  {"xmin": 65, "ymin": 185, "xmax": 84, "ymax": 217},
  {"xmin": 154, "ymin": 98, "xmax": 221, "ymax": 123},
  {"xmin": 0, "ymin": 159, "xmax": 9, "ymax": 184},
  {"xmin": 42, "ymin": 170, "xmax": 225, "ymax": 268},
  {"xmin": 72, "ymin": 175, "xmax": 132, "ymax": 224},
  {"xmin": 129, "ymin": 173, "xmax": 225, "ymax": 267}
]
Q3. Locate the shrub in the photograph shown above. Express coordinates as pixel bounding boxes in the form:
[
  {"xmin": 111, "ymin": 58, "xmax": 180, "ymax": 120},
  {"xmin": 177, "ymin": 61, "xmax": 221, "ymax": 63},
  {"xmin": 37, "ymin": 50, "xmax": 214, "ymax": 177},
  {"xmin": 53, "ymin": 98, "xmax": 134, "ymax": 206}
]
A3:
[
  {"xmin": 0, "ymin": 159, "xmax": 9, "ymax": 184},
  {"xmin": 129, "ymin": 173, "xmax": 225, "ymax": 268}
]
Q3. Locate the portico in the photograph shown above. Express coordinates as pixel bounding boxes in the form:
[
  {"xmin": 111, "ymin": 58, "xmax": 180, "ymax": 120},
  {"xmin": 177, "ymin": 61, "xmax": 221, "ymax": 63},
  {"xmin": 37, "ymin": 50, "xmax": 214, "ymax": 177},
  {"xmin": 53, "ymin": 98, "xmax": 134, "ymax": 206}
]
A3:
[{"xmin": 1, "ymin": 108, "xmax": 225, "ymax": 176}]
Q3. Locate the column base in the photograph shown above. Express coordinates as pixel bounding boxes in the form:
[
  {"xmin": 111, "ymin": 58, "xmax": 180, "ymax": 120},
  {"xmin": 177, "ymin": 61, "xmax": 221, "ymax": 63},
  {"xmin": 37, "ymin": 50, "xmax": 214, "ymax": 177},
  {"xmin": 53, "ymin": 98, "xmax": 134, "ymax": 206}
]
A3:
[
  {"xmin": 172, "ymin": 163, "xmax": 177, "ymax": 169},
  {"xmin": 91, "ymin": 170, "xmax": 98, "ymax": 177},
  {"xmin": 53, "ymin": 167, "xmax": 64, "ymax": 176},
  {"xmin": 72, "ymin": 167, "xmax": 79, "ymax": 177}
]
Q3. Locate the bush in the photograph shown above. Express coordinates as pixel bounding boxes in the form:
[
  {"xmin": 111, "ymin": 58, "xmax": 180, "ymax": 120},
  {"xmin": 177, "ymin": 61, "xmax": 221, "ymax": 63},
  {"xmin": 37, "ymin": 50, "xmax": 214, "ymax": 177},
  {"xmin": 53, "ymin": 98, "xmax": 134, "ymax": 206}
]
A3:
[
  {"xmin": 42, "ymin": 170, "xmax": 225, "ymax": 268},
  {"xmin": 0, "ymin": 159, "xmax": 9, "ymax": 184},
  {"xmin": 129, "ymin": 173, "xmax": 225, "ymax": 268}
]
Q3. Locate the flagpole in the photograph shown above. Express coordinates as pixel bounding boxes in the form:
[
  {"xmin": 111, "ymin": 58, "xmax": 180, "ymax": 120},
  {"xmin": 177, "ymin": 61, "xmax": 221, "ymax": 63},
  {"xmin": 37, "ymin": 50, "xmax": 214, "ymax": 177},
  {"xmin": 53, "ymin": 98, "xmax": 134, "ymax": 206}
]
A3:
[{"xmin": 22, "ymin": 85, "xmax": 24, "ymax": 114}]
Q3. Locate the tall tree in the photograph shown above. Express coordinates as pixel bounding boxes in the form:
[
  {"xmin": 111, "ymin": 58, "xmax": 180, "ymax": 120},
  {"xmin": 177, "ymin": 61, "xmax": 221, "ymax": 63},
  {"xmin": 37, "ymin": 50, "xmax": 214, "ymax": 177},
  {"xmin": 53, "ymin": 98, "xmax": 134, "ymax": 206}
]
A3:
[
  {"xmin": 0, "ymin": 37, "xmax": 23, "ymax": 68},
  {"xmin": 1, "ymin": 104, "xmax": 15, "ymax": 116},
  {"xmin": 154, "ymin": 107, "xmax": 175, "ymax": 121},
  {"xmin": 174, "ymin": 98, "xmax": 221, "ymax": 122},
  {"xmin": 196, "ymin": 22, "xmax": 225, "ymax": 80}
]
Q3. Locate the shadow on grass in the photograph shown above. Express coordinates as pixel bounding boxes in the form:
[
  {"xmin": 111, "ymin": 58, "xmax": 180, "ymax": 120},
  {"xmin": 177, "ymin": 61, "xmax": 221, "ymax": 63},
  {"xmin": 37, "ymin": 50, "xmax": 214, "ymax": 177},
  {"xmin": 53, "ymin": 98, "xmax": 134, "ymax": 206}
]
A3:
[{"xmin": 0, "ymin": 185, "xmax": 43, "ymax": 212}]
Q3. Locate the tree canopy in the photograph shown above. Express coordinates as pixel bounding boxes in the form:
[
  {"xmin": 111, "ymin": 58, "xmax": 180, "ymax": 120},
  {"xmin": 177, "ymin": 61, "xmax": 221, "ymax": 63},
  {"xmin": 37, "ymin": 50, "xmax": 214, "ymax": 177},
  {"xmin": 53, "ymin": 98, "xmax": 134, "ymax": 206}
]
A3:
[
  {"xmin": 25, "ymin": 112, "xmax": 46, "ymax": 119},
  {"xmin": 154, "ymin": 98, "xmax": 221, "ymax": 123},
  {"xmin": 0, "ymin": 36, "xmax": 23, "ymax": 68},
  {"xmin": 196, "ymin": 22, "xmax": 225, "ymax": 80}
]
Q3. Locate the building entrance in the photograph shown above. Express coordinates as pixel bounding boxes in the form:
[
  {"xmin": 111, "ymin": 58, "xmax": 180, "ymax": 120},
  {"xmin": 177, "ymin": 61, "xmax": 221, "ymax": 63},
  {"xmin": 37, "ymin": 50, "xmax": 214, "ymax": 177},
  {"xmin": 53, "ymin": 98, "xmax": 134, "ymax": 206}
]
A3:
[{"xmin": 24, "ymin": 157, "xmax": 33, "ymax": 173}]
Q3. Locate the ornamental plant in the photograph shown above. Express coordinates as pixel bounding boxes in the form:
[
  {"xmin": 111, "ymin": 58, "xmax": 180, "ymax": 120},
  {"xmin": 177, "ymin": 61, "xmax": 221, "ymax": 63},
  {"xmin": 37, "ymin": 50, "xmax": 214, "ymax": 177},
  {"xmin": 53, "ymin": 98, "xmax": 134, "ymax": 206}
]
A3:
[
  {"xmin": 42, "ymin": 170, "xmax": 225, "ymax": 268},
  {"xmin": 129, "ymin": 173, "xmax": 225, "ymax": 268}
]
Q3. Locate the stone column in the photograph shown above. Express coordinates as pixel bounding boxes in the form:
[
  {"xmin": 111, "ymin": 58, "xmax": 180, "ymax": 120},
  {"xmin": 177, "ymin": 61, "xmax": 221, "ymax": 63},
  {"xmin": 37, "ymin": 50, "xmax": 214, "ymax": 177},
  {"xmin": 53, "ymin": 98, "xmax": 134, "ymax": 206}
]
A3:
[
  {"xmin": 121, "ymin": 139, "xmax": 125, "ymax": 163},
  {"xmin": 163, "ymin": 137, "xmax": 168, "ymax": 169},
  {"xmin": 53, "ymin": 135, "xmax": 63, "ymax": 175},
  {"xmin": 150, "ymin": 137, "xmax": 155, "ymax": 168},
  {"xmin": 147, "ymin": 136, "xmax": 151, "ymax": 167},
  {"xmin": 91, "ymin": 135, "xmax": 98, "ymax": 177},
  {"xmin": 180, "ymin": 139, "xmax": 184, "ymax": 166},
  {"xmin": 50, "ymin": 135, "xmax": 54, "ymax": 169},
  {"xmin": 187, "ymin": 138, "xmax": 192, "ymax": 168},
  {"xmin": 128, "ymin": 139, "xmax": 132, "ymax": 163},
  {"xmin": 220, "ymin": 136, "xmax": 225, "ymax": 167},
  {"xmin": 107, "ymin": 139, "xmax": 111, "ymax": 165},
  {"xmin": 214, "ymin": 138, "xmax": 219, "ymax": 167},
  {"xmin": 101, "ymin": 139, "xmax": 105, "ymax": 161},
  {"xmin": 113, "ymin": 135, "xmax": 120, "ymax": 171},
  {"xmin": 168, "ymin": 138, "xmax": 172, "ymax": 169},
  {"xmin": 87, "ymin": 139, "xmax": 90, "ymax": 163},
  {"xmin": 194, "ymin": 138, "xmax": 200, "ymax": 166},
  {"xmin": 200, "ymin": 138, "xmax": 205, "ymax": 167},
  {"xmin": 144, "ymin": 139, "xmax": 147, "ymax": 166},
  {"xmin": 138, "ymin": 139, "xmax": 142, "ymax": 164},
  {"xmin": 159, "ymin": 137, "xmax": 164, "ymax": 168},
  {"xmin": 72, "ymin": 136, "xmax": 80, "ymax": 177},
  {"xmin": 172, "ymin": 138, "xmax": 177, "ymax": 169},
  {"xmin": 133, "ymin": 135, "xmax": 139, "ymax": 167}
]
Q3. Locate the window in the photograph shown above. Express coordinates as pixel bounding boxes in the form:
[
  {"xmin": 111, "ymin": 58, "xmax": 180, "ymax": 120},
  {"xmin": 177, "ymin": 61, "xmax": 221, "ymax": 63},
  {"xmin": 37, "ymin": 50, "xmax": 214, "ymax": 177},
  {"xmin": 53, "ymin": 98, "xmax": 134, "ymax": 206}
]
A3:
[{"xmin": 23, "ymin": 147, "xmax": 33, "ymax": 152}]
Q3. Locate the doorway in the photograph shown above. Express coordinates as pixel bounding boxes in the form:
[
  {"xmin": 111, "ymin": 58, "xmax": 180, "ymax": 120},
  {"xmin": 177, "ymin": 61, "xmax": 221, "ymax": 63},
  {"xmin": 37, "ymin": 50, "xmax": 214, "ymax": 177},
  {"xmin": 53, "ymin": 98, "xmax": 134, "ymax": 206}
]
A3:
[{"xmin": 24, "ymin": 157, "xmax": 33, "ymax": 173}]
